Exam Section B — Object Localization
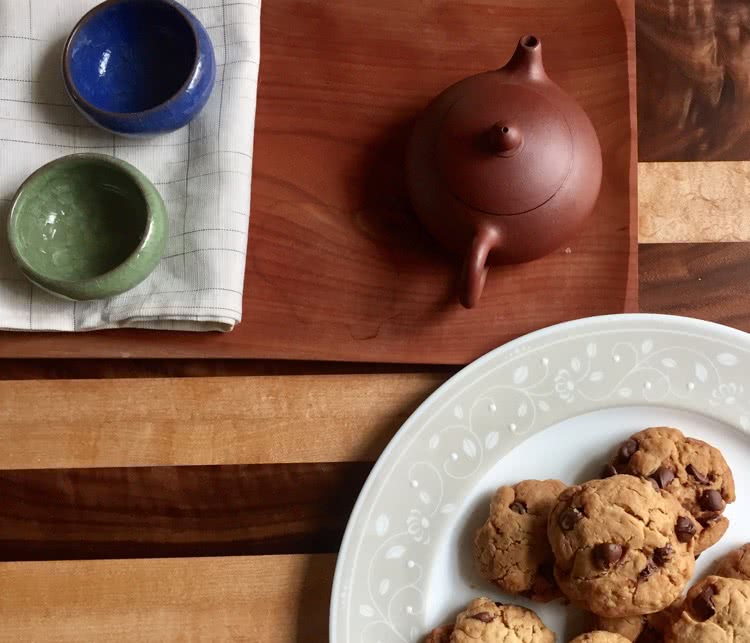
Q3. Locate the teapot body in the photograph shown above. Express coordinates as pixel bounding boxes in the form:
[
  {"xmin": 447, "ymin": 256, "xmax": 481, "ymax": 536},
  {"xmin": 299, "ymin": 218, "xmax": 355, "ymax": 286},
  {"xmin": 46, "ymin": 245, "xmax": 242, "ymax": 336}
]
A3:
[{"xmin": 406, "ymin": 36, "xmax": 602, "ymax": 308}]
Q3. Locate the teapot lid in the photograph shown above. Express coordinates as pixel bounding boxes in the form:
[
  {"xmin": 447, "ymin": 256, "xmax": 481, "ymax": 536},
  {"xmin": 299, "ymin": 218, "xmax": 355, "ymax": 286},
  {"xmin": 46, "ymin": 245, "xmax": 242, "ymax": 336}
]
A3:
[{"xmin": 436, "ymin": 76, "xmax": 573, "ymax": 216}]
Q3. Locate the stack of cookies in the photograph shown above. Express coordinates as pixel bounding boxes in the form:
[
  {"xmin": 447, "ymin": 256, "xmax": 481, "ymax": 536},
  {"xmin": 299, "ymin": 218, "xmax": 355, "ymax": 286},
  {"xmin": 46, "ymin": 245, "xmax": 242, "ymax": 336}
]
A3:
[{"xmin": 426, "ymin": 426, "xmax": 750, "ymax": 642}]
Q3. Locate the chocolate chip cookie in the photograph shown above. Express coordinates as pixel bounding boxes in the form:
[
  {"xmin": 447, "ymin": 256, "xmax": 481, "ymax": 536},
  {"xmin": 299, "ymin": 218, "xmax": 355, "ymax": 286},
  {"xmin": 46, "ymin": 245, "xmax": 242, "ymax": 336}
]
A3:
[
  {"xmin": 667, "ymin": 575, "xmax": 750, "ymax": 641},
  {"xmin": 570, "ymin": 633, "xmax": 630, "ymax": 643},
  {"xmin": 605, "ymin": 427, "xmax": 735, "ymax": 553},
  {"xmin": 547, "ymin": 475, "xmax": 696, "ymax": 618},
  {"xmin": 713, "ymin": 543, "xmax": 750, "ymax": 581},
  {"xmin": 474, "ymin": 479, "xmax": 567, "ymax": 602},
  {"xmin": 434, "ymin": 597, "xmax": 555, "ymax": 643},
  {"xmin": 596, "ymin": 603, "xmax": 679, "ymax": 642},
  {"xmin": 425, "ymin": 624, "xmax": 454, "ymax": 643}
]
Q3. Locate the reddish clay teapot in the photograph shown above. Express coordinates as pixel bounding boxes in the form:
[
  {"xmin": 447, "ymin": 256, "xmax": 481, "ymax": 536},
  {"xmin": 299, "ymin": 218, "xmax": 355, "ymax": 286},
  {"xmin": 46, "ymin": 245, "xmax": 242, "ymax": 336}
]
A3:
[{"xmin": 406, "ymin": 35, "xmax": 602, "ymax": 308}]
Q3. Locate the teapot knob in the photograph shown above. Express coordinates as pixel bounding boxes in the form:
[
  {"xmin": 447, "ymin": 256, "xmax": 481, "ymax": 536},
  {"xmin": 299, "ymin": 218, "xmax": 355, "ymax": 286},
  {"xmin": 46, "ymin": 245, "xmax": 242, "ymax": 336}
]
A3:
[{"xmin": 488, "ymin": 122, "xmax": 523, "ymax": 157}]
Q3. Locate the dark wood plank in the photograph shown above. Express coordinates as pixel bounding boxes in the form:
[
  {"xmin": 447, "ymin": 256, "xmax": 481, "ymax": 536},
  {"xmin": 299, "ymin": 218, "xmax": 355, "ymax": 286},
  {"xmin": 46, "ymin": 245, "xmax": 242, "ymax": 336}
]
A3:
[
  {"xmin": 637, "ymin": 0, "xmax": 750, "ymax": 161},
  {"xmin": 0, "ymin": 358, "xmax": 453, "ymax": 380},
  {"xmin": 0, "ymin": 0, "xmax": 637, "ymax": 364},
  {"xmin": 640, "ymin": 242, "xmax": 750, "ymax": 329},
  {"xmin": 0, "ymin": 463, "xmax": 371, "ymax": 561}
]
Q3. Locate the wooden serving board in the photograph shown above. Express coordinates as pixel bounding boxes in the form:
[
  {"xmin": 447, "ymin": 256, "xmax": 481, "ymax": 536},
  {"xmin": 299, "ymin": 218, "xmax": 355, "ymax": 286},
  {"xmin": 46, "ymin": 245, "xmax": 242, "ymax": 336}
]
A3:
[{"xmin": 0, "ymin": 0, "xmax": 637, "ymax": 363}]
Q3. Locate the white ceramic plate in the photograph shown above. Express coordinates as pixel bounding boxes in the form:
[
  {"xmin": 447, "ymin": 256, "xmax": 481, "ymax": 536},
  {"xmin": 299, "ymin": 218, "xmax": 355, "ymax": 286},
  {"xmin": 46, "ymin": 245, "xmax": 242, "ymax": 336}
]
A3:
[{"xmin": 330, "ymin": 314, "xmax": 750, "ymax": 642}]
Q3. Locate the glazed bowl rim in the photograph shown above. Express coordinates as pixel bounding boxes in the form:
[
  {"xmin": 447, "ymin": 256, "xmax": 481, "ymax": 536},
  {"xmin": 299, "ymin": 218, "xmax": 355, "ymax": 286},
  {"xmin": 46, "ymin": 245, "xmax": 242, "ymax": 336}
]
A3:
[
  {"xmin": 8, "ymin": 153, "xmax": 162, "ymax": 293},
  {"xmin": 62, "ymin": 0, "xmax": 202, "ymax": 119}
]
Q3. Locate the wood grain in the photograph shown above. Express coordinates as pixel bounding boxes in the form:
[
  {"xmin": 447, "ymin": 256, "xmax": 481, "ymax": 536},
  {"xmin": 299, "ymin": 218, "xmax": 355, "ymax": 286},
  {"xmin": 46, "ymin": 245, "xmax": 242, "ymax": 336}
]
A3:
[
  {"xmin": 637, "ymin": 0, "xmax": 750, "ymax": 161},
  {"xmin": 0, "ymin": 374, "xmax": 445, "ymax": 470},
  {"xmin": 0, "ymin": 463, "xmax": 370, "ymax": 561},
  {"xmin": 0, "ymin": 554, "xmax": 334, "ymax": 642},
  {"xmin": 640, "ymin": 242, "xmax": 750, "ymax": 329},
  {"xmin": 0, "ymin": 0, "xmax": 637, "ymax": 364},
  {"xmin": 639, "ymin": 162, "xmax": 750, "ymax": 242},
  {"xmin": 0, "ymin": 358, "xmax": 453, "ymax": 380}
]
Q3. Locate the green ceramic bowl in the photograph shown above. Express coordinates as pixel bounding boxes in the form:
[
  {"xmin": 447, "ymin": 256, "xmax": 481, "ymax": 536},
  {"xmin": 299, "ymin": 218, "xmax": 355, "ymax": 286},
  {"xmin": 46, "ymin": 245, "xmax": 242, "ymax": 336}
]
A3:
[{"xmin": 8, "ymin": 154, "xmax": 167, "ymax": 300}]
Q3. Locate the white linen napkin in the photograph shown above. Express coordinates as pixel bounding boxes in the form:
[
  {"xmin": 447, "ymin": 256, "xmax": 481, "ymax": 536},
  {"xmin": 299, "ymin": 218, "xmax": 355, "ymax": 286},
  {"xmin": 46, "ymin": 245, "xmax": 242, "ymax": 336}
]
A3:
[{"xmin": 0, "ymin": 0, "xmax": 260, "ymax": 331}]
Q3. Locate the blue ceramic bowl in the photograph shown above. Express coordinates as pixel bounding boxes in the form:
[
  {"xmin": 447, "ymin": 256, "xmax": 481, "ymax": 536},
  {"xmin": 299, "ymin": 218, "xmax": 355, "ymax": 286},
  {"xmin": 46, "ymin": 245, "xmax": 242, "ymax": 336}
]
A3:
[{"xmin": 62, "ymin": 0, "xmax": 216, "ymax": 136}]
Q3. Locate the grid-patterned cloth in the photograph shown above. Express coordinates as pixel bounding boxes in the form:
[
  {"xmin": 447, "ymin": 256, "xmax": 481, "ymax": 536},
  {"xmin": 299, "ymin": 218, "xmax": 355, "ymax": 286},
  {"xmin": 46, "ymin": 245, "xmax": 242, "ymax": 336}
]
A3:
[{"xmin": 0, "ymin": 0, "xmax": 260, "ymax": 331}]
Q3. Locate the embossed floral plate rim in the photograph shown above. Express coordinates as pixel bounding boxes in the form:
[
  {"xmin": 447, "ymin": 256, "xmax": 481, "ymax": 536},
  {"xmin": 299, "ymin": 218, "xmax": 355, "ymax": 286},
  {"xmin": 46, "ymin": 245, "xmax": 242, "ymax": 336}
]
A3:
[{"xmin": 330, "ymin": 314, "xmax": 750, "ymax": 643}]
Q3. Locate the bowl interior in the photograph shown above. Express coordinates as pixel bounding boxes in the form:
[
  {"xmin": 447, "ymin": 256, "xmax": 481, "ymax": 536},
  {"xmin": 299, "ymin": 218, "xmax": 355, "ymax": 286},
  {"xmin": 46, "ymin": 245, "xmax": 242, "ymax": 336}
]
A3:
[
  {"xmin": 67, "ymin": 0, "xmax": 197, "ymax": 113},
  {"xmin": 12, "ymin": 159, "xmax": 149, "ymax": 282}
]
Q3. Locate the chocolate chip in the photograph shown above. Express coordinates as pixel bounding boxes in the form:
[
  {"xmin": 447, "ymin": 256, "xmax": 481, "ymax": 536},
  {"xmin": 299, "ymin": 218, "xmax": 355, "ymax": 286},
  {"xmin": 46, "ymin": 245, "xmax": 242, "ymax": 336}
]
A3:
[
  {"xmin": 646, "ymin": 477, "xmax": 660, "ymax": 492},
  {"xmin": 618, "ymin": 438, "xmax": 639, "ymax": 463},
  {"xmin": 510, "ymin": 501, "xmax": 527, "ymax": 514},
  {"xmin": 471, "ymin": 612, "xmax": 494, "ymax": 623},
  {"xmin": 692, "ymin": 585, "xmax": 717, "ymax": 621},
  {"xmin": 593, "ymin": 543, "xmax": 624, "ymax": 569},
  {"xmin": 639, "ymin": 561, "xmax": 657, "ymax": 580},
  {"xmin": 699, "ymin": 489, "xmax": 725, "ymax": 512},
  {"xmin": 675, "ymin": 516, "xmax": 696, "ymax": 543},
  {"xmin": 558, "ymin": 507, "xmax": 582, "ymax": 531},
  {"xmin": 653, "ymin": 544, "xmax": 674, "ymax": 566},
  {"xmin": 602, "ymin": 464, "xmax": 618, "ymax": 478},
  {"xmin": 493, "ymin": 601, "xmax": 503, "ymax": 607},
  {"xmin": 649, "ymin": 466, "xmax": 675, "ymax": 490},
  {"xmin": 686, "ymin": 464, "xmax": 710, "ymax": 484},
  {"xmin": 698, "ymin": 512, "xmax": 720, "ymax": 527}
]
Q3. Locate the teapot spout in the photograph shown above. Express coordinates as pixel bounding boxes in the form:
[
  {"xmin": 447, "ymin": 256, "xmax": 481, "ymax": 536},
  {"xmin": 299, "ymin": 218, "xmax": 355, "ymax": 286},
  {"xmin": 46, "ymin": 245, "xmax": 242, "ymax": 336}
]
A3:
[{"xmin": 502, "ymin": 35, "xmax": 546, "ymax": 81}]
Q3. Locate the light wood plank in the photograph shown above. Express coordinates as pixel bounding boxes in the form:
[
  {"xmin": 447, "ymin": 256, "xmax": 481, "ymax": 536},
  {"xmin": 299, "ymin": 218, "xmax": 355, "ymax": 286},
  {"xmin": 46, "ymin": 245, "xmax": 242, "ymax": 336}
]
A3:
[
  {"xmin": 0, "ymin": 374, "xmax": 447, "ymax": 470},
  {"xmin": 639, "ymin": 162, "xmax": 750, "ymax": 243},
  {"xmin": 0, "ymin": 554, "xmax": 333, "ymax": 642}
]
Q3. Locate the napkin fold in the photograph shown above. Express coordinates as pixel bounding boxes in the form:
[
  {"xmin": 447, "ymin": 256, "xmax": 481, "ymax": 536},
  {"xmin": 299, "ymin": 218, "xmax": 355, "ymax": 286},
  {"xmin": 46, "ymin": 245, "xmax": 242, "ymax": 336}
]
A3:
[{"xmin": 0, "ymin": 0, "xmax": 260, "ymax": 331}]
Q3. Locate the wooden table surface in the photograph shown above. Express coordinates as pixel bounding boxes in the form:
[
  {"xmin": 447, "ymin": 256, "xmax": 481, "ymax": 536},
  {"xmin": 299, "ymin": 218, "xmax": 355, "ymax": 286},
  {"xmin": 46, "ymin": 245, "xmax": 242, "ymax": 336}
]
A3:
[{"xmin": 3, "ymin": 0, "xmax": 750, "ymax": 641}]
